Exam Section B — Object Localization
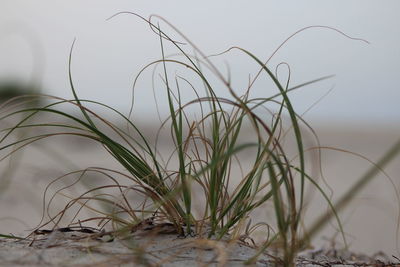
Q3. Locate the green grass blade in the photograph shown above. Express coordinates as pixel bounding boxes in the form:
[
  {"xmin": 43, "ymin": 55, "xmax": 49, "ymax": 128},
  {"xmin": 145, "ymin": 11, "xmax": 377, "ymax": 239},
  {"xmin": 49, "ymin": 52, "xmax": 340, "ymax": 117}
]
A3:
[{"xmin": 301, "ymin": 137, "xmax": 400, "ymax": 247}]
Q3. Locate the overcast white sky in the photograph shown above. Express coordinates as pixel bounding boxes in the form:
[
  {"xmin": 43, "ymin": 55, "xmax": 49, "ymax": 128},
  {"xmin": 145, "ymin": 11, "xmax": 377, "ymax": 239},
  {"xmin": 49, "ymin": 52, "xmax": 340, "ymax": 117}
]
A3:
[{"xmin": 1, "ymin": 1, "xmax": 399, "ymax": 124}]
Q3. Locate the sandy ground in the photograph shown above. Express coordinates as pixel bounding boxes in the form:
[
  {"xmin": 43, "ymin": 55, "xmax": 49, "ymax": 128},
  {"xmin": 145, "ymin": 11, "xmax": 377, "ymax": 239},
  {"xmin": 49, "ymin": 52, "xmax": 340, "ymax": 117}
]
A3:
[
  {"xmin": 0, "ymin": 231, "xmax": 270, "ymax": 266},
  {"xmin": 0, "ymin": 228, "xmax": 397, "ymax": 266},
  {"xmin": 0, "ymin": 122, "xmax": 399, "ymax": 265}
]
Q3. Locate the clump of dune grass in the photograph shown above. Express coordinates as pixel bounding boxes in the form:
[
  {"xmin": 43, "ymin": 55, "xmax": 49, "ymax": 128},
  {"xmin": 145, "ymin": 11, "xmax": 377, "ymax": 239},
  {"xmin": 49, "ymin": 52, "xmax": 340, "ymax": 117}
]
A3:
[{"xmin": 1, "ymin": 13, "xmax": 399, "ymax": 266}]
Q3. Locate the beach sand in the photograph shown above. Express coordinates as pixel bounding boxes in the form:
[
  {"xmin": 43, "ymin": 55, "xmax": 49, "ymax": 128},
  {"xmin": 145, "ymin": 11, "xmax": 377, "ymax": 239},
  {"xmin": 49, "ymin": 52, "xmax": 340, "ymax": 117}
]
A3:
[{"xmin": 0, "ymin": 122, "xmax": 399, "ymax": 265}]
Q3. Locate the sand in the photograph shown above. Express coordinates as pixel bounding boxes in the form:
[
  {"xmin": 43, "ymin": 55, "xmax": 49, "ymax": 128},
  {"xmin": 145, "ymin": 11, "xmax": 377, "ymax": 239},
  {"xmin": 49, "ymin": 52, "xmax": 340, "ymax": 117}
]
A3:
[
  {"xmin": 0, "ymin": 122, "xmax": 399, "ymax": 265},
  {"xmin": 0, "ymin": 228, "xmax": 397, "ymax": 266}
]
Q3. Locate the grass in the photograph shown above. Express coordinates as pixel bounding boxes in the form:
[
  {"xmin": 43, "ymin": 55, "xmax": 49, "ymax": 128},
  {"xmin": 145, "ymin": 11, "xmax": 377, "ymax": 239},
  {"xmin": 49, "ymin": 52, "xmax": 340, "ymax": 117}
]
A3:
[{"xmin": 1, "ymin": 13, "xmax": 399, "ymax": 266}]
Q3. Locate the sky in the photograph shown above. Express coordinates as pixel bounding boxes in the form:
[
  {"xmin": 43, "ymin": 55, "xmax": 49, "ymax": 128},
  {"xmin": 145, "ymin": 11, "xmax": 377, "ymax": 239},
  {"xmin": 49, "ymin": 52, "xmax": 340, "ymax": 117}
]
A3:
[{"xmin": 0, "ymin": 1, "xmax": 399, "ymax": 124}]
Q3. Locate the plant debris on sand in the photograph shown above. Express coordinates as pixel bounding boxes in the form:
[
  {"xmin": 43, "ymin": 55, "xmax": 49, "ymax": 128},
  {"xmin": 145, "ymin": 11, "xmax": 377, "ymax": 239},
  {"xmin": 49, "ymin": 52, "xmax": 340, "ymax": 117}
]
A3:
[{"xmin": 1, "ymin": 228, "xmax": 399, "ymax": 266}]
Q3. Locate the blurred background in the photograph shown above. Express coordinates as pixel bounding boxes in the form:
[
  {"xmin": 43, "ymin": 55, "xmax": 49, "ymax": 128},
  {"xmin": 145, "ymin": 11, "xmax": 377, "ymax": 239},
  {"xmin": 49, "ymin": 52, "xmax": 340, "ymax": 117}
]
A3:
[
  {"xmin": 1, "ymin": 0, "xmax": 399, "ymax": 123},
  {"xmin": 0, "ymin": 0, "xmax": 399, "ymax": 257}
]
